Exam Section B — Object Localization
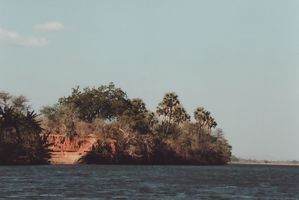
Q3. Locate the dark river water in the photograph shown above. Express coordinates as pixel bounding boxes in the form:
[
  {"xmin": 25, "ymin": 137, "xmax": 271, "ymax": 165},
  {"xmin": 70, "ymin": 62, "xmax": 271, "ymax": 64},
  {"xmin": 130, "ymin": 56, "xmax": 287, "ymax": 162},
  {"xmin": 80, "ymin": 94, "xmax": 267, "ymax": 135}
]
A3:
[{"xmin": 0, "ymin": 164, "xmax": 298, "ymax": 199}]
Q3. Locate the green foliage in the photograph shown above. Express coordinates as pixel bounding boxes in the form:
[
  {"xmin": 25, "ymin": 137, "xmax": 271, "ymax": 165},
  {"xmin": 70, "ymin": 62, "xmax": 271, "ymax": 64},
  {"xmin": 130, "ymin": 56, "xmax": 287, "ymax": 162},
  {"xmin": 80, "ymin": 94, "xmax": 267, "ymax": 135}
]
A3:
[
  {"xmin": 40, "ymin": 84, "xmax": 231, "ymax": 165},
  {"xmin": 40, "ymin": 103, "xmax": 78, "ymax": 138},
  {"xmin": 0, "ymin": 92, "xmax": 50, "ymax": 165},
  {"xmin": 40, "ymin": 104, "xmax": 61, "ymax": 120},
  {"xmin": 194, "ymin": 107, "xmax": 217, "ymax": 129},
  {"xmin": 59, "ymin": 83, "xmax": 130, "ymax": 122},
  {"xmin": 164, "ymin": 123, "xmax": 232, "ymax": 164},
  {"xmin": 156, "ymin": 92, "xmax": 190, "ymax": 135},
  {"xmin": 118, "ymin": 98, "xmax": 154, "ymax": 134},
  {"xmin": 80, "ymin": 140, "xmax": 116, "ymax": 164}
]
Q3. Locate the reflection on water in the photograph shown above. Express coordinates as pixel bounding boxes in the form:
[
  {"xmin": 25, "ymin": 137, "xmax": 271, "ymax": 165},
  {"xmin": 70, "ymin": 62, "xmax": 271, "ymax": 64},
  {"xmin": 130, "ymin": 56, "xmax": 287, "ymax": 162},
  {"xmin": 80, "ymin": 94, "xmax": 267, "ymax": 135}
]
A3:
[{"xmin": 0, "ymin": 164, "xmax": 298, "ymax": 199}]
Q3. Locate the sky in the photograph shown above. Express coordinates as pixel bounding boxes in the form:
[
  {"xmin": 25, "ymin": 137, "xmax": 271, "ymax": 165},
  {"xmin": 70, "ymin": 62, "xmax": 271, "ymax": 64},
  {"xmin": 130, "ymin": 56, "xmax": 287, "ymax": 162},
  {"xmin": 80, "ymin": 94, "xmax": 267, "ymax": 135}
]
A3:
[{"xmin": 1, "ymin": 0, "xmax": 299, "ymax": 160}]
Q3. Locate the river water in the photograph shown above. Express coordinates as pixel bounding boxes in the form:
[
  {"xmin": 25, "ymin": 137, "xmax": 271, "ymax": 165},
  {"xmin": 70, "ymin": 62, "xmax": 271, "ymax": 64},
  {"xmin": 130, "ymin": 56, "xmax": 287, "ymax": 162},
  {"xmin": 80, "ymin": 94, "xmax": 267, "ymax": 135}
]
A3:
[{"xmin": 0, "ymin": 164, "xmax": 298, "ymax": 199}]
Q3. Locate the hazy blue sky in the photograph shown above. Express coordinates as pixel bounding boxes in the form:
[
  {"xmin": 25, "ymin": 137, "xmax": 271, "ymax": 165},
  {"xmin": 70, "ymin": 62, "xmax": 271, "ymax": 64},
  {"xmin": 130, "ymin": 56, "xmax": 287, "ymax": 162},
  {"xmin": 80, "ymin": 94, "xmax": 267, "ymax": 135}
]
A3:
[{"xmin": 1, "ymin": 0, "xmax": 299, "ymax": 160}]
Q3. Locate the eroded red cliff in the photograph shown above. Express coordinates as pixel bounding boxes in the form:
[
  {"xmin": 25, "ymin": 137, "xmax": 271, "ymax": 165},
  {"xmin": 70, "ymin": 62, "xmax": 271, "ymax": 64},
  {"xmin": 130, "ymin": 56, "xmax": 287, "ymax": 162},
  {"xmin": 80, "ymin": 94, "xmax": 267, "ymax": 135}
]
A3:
[
  {"xmin": 47, "ymin": 134, "xmax": 97, "ymax": 164},
  {"xmin": 47, "ymin": 134, "xmax": 117, "ymax": 164}
]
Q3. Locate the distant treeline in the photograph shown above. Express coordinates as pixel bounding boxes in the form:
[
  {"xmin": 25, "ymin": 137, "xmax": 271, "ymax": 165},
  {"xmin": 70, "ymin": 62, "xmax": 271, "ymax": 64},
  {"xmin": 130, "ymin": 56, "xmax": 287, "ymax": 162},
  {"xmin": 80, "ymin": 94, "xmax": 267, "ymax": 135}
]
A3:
[
  {"xmin": 231, "ymin": 156, "xmax": 299, "ymax": 165},
  {"xmin": 0, "ymin": 83, "xmax": 232, "ymax": 165}
]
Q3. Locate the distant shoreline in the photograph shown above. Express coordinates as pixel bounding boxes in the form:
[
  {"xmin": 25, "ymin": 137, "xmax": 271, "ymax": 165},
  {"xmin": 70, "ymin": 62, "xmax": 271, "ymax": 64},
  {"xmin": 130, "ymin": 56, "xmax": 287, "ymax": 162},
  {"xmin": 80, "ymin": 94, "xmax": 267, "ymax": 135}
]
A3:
[{"xmin": 230, "ymin": 161, "xmax": 299, "ymax": 166}]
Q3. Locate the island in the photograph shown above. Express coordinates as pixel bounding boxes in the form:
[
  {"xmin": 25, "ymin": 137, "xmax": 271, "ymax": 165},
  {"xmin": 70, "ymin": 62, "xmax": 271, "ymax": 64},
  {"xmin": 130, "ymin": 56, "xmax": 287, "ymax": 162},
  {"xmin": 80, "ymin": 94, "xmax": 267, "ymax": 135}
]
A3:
[{"xmin": 0, "ymin": 83, "xmax": 232, "ymax": 165}]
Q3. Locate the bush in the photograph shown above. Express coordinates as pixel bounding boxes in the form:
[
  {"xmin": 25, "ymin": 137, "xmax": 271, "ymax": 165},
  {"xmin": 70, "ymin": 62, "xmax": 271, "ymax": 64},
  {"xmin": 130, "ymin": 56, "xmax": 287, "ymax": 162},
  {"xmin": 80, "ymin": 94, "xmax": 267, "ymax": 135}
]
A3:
[{"xmin": 0, "ymin": 92, "xmax": 50, "ymax": 165}]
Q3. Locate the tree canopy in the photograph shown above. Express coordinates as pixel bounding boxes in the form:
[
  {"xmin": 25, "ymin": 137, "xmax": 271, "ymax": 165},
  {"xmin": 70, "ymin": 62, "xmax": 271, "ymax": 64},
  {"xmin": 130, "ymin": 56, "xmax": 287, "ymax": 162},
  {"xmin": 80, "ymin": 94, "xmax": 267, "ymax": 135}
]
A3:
[
  {"xmin": 58, "ymin": 83, "xmax": 130, "ymax": 122},
  {"xmin": 194, "ymin": 107, "xmax": 217, "ymax": 130},
  {"xmin": 37, "ymin": 83, "xmax": 232, "ymax": 165},
  {"xmin": 156, "ymin": 92, "xmax": 190, "ymax": 135},
  {"xmin": 0, "ymin": 92, "xmax": 50, "ymax": 165}
]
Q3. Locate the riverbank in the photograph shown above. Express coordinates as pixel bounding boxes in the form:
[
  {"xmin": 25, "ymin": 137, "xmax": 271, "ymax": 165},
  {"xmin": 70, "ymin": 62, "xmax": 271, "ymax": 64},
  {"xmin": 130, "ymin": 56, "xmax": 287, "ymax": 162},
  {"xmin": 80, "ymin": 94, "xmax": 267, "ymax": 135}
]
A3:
[
  {"xmin": 47, "ymin": 133, "xmax": 230, "ymax": 165},
  {"xmin": 230, "ymin": 160, "xmax": 299, "ymax": 166},
  {"xmin": 47, "ymin": 134, "xmax": 97, "ymax": 164}
]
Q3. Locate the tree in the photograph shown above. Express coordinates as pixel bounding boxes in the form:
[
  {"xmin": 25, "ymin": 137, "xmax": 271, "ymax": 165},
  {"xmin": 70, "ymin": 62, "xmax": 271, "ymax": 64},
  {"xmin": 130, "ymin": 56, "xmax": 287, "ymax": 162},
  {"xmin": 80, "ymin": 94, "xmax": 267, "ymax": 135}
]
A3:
[
  {"xmin": 40, "ymin": 104, "xmax": 61, "ymax": 121},
  {"xmin": 118, "ymin": 98, "xmax": 154, "ymax": 134},
  {"xmin": 194, "ymin": 107, "xmax": 217, "ymax": 130},
  {"xmin": 58, "ymin": 83, "xmax": 130, "ymax": 122},
  {"xmin": 40, "ymin": 103, "xmax": 78, "ymax": 138},
  {"xmin": 156, "ymin": 92, "xmax": 190, "ymax": 134},
  {"xmin": 0, "ymin": 92, "xmax": 50, "ymax": 164}
]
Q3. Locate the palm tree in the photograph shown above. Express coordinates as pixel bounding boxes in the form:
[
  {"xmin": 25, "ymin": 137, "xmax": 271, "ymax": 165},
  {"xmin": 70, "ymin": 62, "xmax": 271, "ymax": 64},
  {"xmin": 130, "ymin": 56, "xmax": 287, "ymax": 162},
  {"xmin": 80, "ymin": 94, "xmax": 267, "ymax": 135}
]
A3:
[
  {"xmin": 194, "ymin": 107, "xmax": 217, "ymax": 131},
  {"xmin": 0, "ymin": 92, "xmax": 50, "ymax": 164},
  {"xmin": 157, "ymin": 92, "xmax": 190, "ymax": 134}
]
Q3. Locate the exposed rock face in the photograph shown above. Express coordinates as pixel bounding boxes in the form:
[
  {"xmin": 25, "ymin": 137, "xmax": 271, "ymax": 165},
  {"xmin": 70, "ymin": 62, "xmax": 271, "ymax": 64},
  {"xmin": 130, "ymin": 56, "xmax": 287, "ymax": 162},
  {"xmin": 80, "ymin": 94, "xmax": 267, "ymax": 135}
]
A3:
[{"xmin": 47, "ymin": 134, "xmax": 97, "ymax": 164}]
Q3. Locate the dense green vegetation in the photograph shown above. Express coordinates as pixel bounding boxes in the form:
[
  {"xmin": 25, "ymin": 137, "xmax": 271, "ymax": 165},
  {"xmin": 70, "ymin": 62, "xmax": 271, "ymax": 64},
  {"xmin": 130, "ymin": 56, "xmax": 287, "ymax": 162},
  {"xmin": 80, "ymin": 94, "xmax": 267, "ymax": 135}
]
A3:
[
  {"xmin": 41, "ymin": 83, "xmax": 232, "ymax": 165},
  {"xmin": 0, "ymin": 83, "xmax": 231, "ymax": 165},
  {"xmin": 0, "ymin": 92, "xmax": 50, "ymax": 165}
]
